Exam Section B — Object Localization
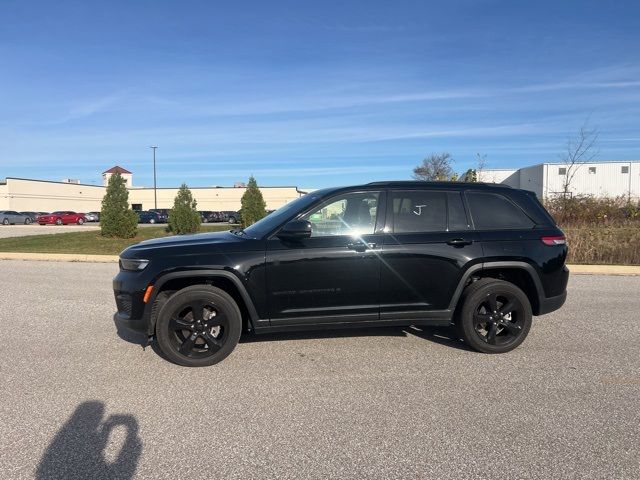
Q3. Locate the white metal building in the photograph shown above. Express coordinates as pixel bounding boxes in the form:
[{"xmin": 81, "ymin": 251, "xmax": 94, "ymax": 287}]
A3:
[{"xmin": 478, "ymin": 161, "xmax": 640, "ymax": 199}]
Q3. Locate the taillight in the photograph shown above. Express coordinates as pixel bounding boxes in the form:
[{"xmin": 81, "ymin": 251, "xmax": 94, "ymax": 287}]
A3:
[{"xmin": 541, "ymin": 235, "xmax": 566, "ymax": 246}]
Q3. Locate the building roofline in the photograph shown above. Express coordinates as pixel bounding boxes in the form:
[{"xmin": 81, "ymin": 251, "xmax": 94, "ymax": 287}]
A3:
[
  {"xmin": 128, "ymin": 185, "xmax": 301, "ymax": 190},
  {"xmin": 3, "ymin": 177, "xmax": 302, "ymax": 190},
  {"xmin": 485, "ymin": 160, "xmax": 640, "ymax": 172},
  {"xmin": 4, "ymin": 177, "xmax": 106, "ymax": 188},
  {"xmin": 102, "ymin": 165, "xmax": 132, "ymax": 174}
]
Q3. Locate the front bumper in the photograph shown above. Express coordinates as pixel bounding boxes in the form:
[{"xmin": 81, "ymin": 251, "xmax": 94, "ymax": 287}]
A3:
[
  {"xmin": 114, "ymin": 311, "xmax": 149, "ymax": 334},
  {"xmin": 113, "ymin": 270, "xmax": 154, "ymax": 335}
]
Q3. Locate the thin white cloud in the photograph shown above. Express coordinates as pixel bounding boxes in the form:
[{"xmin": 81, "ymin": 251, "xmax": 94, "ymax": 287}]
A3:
[{"xmin": 46, "ymin": 92, "xmax": 123, "ymax": 125}]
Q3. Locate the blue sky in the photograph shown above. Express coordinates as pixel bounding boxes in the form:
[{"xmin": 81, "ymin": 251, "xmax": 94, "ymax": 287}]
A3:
[{"xmin": 1, "ymin": 0, "xmax": 639, "ymax": 188}]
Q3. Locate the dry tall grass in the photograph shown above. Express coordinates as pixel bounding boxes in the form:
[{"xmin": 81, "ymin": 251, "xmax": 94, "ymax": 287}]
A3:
[{"xmin": 564, "ymin": 227, "xmax": 640, "ymax": 265}]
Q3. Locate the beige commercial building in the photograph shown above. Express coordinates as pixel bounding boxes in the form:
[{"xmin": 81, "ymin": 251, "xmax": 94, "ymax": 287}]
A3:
[{"xmin": 0, "ymin": 166, "xmax": 304, "ymax": 212}]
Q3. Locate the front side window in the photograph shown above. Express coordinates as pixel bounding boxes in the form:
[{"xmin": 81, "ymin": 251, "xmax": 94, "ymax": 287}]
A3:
[
  {"xmin": 390, "ymin": 191, "xmax": 447, "ymax": 233},
  {"xmin": 301, "ymin": 191, "xmax": 379, "ymax": 237},
  {"xmin": 466, "ymin": 192, "xmax": 534, "ymax": 230}
]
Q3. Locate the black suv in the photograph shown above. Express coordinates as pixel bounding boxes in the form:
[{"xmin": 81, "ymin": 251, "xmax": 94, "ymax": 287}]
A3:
[{"xmin": 114, "ymin": 182, "xmax": 568, "ymax": 367}]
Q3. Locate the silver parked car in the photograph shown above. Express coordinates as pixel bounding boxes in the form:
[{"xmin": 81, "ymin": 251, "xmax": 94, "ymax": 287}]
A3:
[
  {"xmin": 0, "ymin": 210, "xmax": 32, "ymax": 225},
  {"xmin": 84, "ymin": 212, "xmax": 100, "ymax": 222}
]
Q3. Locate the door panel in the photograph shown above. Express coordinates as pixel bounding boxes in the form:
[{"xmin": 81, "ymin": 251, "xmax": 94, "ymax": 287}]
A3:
[
  {"xmin": 266, "ymin": 234, "xmax": 383, "ymax": 324},
  {"xmin": 380, "ymin": 189, "xmax": 483, "ymax": 318},
  {"xmin": 265, "ymin": 190, "xmax": 384, "ymax": 325},
  {"xmin": 380, "ymin": 231, "xmax": 482, "ymax": 315}
]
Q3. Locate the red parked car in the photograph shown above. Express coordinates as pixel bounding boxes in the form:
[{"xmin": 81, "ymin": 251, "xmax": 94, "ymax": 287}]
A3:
[{"xmin": 37, "ymin": 211, "xmax": 87, "ymax": 225}]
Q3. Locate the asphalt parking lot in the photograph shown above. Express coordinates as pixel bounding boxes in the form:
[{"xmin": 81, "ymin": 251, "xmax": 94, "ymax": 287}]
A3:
[
  {"xmin": 0, "ymin": 224, "xmax": 100, "ymax": 239},
  {"xmin": 0, "ymin": 261, "xmax": 638, "ymax": 479},
  {"xmin": 0, "ymin": 223, "xmax": 178, "ymax": 239}
]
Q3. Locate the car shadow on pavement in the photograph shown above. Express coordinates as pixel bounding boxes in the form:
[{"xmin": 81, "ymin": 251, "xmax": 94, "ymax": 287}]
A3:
[
  {"xmin": 36, "ymin": 401, "xmax": 142, "ymax": 480},
  {"xmin": 240, "ymin": 325, "xmax": 473, "ymax": 351},
  {"xmin": 112, "ymin": 313, "xmax": 471, "ymax": 353}
]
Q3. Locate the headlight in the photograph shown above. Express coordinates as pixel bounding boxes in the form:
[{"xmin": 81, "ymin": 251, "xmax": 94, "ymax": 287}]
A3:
[{"xmin": 119, "ymin": 258, "xmax": 150, "ymax": 271}]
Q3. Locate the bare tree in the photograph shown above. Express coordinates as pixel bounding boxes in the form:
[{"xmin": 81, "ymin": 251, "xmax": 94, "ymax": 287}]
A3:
[
  {"xmin": 462, "ymin": 153, "xmax": 488, "ymax": 182},
  {"xmin": 475, "ymin": 153, "xmax": 487, "ymax": 180},
  {"xmin": 412, "ymin": 153, "xmax": 455, "ymax": 181},
  {"xmin": 561, "ymin": 121, "xmax": 599, "ymax": 196}
]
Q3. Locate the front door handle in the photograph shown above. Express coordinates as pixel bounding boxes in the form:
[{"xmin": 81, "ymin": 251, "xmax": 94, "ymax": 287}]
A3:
[
  {"xmin": 347, "ymin": 242, "xmax": 376, "ymax": 252},
  {"xmin": 447, "ymin": 238, "xmax": 473, "ymax": 247}
]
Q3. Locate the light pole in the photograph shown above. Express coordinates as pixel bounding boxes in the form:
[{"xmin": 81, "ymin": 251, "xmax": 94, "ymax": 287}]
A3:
[{"xmin": 150, "ymin": 146, "xmax": 158, "ymax": 210}]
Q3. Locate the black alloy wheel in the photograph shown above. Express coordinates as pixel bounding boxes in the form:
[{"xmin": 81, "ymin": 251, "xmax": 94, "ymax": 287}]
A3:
[
  {"xmin": 456, "ymin": 278, "xmax": 532, "ymax": 354},
  {"xmin": 155, "ymin": 285, "xmax": 242, "ymax": 366},
  {"xmin": 472, "ymin": 292, "xmax": 525, "ymax": 346}
]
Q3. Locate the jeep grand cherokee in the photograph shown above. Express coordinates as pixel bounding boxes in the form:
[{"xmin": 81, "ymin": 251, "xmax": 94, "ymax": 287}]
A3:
[{"xmin": 113, "ymin": 181, "xmax": 568, "ymax": 367}]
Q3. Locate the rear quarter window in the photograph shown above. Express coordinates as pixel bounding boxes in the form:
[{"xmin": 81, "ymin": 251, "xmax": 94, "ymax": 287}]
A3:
[{"xmin": 466, "ymin": 191, "xmax": 534, "ymax": 230}]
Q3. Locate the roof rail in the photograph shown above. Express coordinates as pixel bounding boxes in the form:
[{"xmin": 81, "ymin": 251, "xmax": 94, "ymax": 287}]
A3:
[{"xmin": 365, "ymin": 180, "xmax": 512, "ymax": 188}]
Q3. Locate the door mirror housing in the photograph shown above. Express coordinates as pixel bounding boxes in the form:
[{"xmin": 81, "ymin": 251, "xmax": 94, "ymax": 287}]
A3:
[{"xmin": 277, "ymin": 220, "xmax": 312, "ymax": 240}]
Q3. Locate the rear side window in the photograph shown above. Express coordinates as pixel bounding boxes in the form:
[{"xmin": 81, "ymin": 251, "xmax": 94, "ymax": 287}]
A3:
[
  {"xmin": 391, "ymin": 191, "xmax": 447, "ymax": 232},
  {"xmin": 466, "ymin": 192, "xmax": 534, "ymax": 230},
  {"xmin": 447, "ymin": 192, "xmax": 471, "ymax": 231}
]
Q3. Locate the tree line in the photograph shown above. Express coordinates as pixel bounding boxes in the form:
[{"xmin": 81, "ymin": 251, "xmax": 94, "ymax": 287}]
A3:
[{"xmin": 100, "ymin": 173, "xmax": 267, "ymax": 239}]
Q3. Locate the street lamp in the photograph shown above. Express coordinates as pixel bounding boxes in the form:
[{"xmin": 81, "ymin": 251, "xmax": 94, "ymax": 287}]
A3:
[{"xmin": 149, "ymin": 146, "xmax": 158, "ymax": 210}]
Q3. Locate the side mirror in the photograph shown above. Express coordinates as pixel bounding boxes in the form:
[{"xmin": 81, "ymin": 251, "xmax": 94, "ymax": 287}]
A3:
[{"xmin": 277, "ymin": 220, "xmax": 312, "ymax": 240}]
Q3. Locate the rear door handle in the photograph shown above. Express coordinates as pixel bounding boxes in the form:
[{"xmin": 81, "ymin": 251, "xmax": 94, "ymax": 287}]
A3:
[
  {"xmin": 347, "ymin": 242, "xmax": 377, "ymax": 252},
  {"xmin": 447, "ymin": 238, "xmax": 473, "ymax": 247}
]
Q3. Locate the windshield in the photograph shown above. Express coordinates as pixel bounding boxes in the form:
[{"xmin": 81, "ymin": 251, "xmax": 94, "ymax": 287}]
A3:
[{"xmin": 243, "ymin": 190, "xmax": 329, "ymax": 238}]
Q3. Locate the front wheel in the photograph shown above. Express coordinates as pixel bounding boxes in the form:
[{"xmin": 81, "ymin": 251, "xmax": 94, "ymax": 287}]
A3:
[
  {"xmin": 155, "ymin": 285, "xmax": 242, "ymax": 367},
  {"xmin": 77, "ymin": 218, "xmax": 85, "ymax": 225},
  {"xmin": 2, "ymin": 218, "xmax": 8, "ymax": 225},
  {"xmin": 149, "ymin": 218, "xmax": 156, "ymax": 224},
  {"xmin": 455, "ymin": 278, "xmax": 532, "ymax": 354},
  {"xmin": 55, "ymin": 218, "xmax": 62, "ymax": 225},
  {"xmin": 228, "ymin": 216, "xmax": 236, "ymax": 224},
  {"xmin": 25, "ymin": 218, "xmax": 32, "ymax": 224}
]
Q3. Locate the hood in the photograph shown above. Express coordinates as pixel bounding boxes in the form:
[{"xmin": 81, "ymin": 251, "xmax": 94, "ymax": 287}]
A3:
[{"xmin": 120, "ymin": 231, "xmax": 256, "ymax": 258}]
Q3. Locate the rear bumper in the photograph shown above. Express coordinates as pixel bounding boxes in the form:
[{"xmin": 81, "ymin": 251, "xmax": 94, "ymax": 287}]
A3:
[{"xmin": 537, "ymin": 290, "xmax": 567, "ymax": 315}]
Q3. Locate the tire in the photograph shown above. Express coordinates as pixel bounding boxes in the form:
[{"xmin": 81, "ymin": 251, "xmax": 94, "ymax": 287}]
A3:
[
  {"xmin": 55, "ymin": 218, "xmax": 62, "ymax": 225},
  {"xmin": 454, "ymin": 278, "xmax": 532, "ymax": 354},
  {"xmin": 2, "ymin": 218, "xmax": 9, "ymax": 225},
  {"xmin": 149, "ymin": 219, "xmax": 156, "ymax": 224},
  {"xmin": 155, "ymin": 285, "xmax": 242, "ymax": 367},
  {"xmin": 77, "ymin": 218, "xmax": 84, "ymax": 225},
  {"xmin": 25, "ymin": 218, "xmax": 32, "ymax": 225},
  {"xmin": 228, "ymin": 217, "xmax": 236, "ymax": 224}
]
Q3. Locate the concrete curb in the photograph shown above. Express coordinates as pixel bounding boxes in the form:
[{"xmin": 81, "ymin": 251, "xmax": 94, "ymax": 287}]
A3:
[
  {"xmin": 0, "ymin": 252, "xmax": 639, "ymax": 275},
  {"xmin": 568, "ymin": 264, "xmax": 640, "ymax": 276},
  {"xmin": 0, "ymin": 252, "xmax": 119, "ymax": 263}
]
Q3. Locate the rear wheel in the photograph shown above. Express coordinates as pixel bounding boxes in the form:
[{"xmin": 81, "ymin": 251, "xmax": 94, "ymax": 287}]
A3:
[
  {"xmin": 25, "ymin": 218, "xmax": 32, "ymax": 224},
  {"xmin": 3, "ymin": 218, "xmax": 9, "ymax": 225},
  {"xmin": 228, "ymin": 216, "xmax": 236, "ymax": 224},
  {"xmin": 155, "ymin": 285, "xmax": 242, "ymax": 367},
  {"xmin": 55, "ymin": 218, "xmax": 62, "ymax": 225},
  {"xmin": 77, "ymin": 218, "xmax": 84, "ymax": 225},
  {"xmin": 455, "ymin": 278, "xmax": 532, "ymax": 354}
]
